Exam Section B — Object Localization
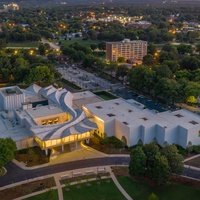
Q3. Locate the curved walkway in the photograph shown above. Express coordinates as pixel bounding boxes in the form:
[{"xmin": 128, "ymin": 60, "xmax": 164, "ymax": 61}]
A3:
[{"xmin": 108, "ymin": 167, "xmax": 133, "ymax": 200}]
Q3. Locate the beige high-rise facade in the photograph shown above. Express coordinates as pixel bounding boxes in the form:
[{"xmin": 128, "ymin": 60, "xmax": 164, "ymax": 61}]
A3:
[{"xmin": 106, "ymin": 39, "xmax": 147, "ymax": 64}]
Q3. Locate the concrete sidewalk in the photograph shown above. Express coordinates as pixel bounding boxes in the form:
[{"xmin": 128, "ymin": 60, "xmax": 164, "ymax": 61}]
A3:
[{"xmin": 108, "ymin": 167, "xmax": 133, "ymax": 200}]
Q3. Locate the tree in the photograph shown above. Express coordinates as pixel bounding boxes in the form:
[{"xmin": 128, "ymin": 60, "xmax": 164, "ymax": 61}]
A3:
[
  {"xmin": 181, "ymin": 56, "xmax": 200, "ymax": 71},
  {"xmin": 117, "ymin": 57, "xmax": 126, "ymax": 63},
  {"xmin": 129, "ymin": 146, "xmax": 147, "ymax": 176},
  {"xmin": 128, "ymin": 66, "xmax": 156, "ymax": 95},
  {"xmin": 185, "ymin": 82, "xmax": 200, "ymax": 98},
  {"xmin": 196, "ymin": 43, "xmax": 200, "ymax": 54},
  {"xmin": 177, "ymin": 44, "xmax": 192, "ymax": 55},
  {"xmin": 148, "ymin": 43, "xmax": 157, "ymax": 55},
  {"xmin": 143, "ymin": 54, "xmax": 154, "ymax": 66},
  {"xmin": 0, "ymin": 138, "xmax": 17, "ymax": 168},
  {"xmin": 143, "ymin": 143, "xmax": 160, "ymax": 178},
  {"xmin": 0, "ymin": 39, "xmax": 6, "ymax": 49},
  {"xmin": 151, "ymin": 154, "xmax": 170, "ymax": 185},
  {"xmin": 38, "ymin": 43, "xmax": 46, "ymax": 55},
  {"xmin": 186, "ymin": 96, "xmax": 197, "ymax": 104},
  {"xmin": 154, "ymin": 65, "xmax": 172, "ymax": 79},
  {"xmin": 90, "ymin": 44, "xmax": 98, "ymax": 51},
  {"xmin": 25, "ymin": 65, "xmax": 54, "ymax": 84},
  {"xmin": 154, "ymin": 78, "xmax": 179, "ymax": 104},
  {"xmin": 148, "ymin": 193, "xmax": 159, "ymax": 200},
  {"xmin": 161, "ymin": 145, "xmax": 183, "ymax": 174}
]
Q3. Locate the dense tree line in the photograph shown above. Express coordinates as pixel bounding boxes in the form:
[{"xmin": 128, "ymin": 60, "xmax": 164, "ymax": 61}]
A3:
[
  {"xmin": 0, "ymin": 50, "xmax": 56, "ymax": 85},
  {"xmin": 128, "ymin": 44, "xmax": 200, "ymax": 104},
  {"xmin": 129, "ymin": 143, "xmax": 183, "ymax": 185}
]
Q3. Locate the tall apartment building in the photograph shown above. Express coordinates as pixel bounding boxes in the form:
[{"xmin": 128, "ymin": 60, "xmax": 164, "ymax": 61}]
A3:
[{"xmin": 106, "ymin": 39, "xmax": 147, "ymax": 64}]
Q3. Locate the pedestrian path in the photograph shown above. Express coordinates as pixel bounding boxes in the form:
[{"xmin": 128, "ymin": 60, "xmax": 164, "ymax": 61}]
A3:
[
  {"xmin": 54, "ymin": 174, "xmax": 63, "ymax": 200},
  {"xmin": 108, "ymin": 167, "xmax": 133, "ymax": 200}
]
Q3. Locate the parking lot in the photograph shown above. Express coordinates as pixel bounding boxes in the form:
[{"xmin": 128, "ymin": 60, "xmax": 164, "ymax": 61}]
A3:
[
  {"xmin": 57, "ymin": 66, "xmax": 120, "ymax": 91},
  {"xmin": 57, "ymin": 65, "xmax": 177, "ymax": 113}
]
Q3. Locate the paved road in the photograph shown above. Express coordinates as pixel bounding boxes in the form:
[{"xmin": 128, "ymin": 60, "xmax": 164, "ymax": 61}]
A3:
[
  {"xmin": 0, "ymin": 156, "xmax": 200, "ymax": 188},
  {"xmin": 0, "ymin": 156, "xmax": 129, "ymax": 187}
]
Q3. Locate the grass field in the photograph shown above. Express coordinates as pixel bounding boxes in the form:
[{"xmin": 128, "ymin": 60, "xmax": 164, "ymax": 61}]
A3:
[
  {"xmin": 94, "ymin": 91, "xmax": 118, "ymax": 100},
  {"xmin": 26, "ymin": 190, "xmax": 58, "ymax": 200},
  {"xmin": 7, "ymin": 41, "xmax": 39, "ymax": 48},
  {"xmin": 61, "ymin": 78, "xmax": 81, "ymax": 90},
  {"xmin": 60, "ymin": 38, "xmax": 100, "ymax": 47},
  {"xmin": 117, "ymin": 176, "xmax": 200, "ymax": 200},
  {"xmin": 63, "ymin": 179, "xmax": 126, "ymax": 200}
]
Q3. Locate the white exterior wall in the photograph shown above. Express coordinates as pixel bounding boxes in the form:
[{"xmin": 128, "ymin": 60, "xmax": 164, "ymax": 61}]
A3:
[
  {"xmin": 177, "ymin": 126, "xmax": 188, "ymax": 148},
  {"xmin": 163, "ymin": 126, "xmax": 179, "ymax": 145},
  {"xmin": 155, "ymin": 125, "xmax": 165, "ymax": 146},
  {"xmin": 129, "ymin": 125, "xmax": 142, "ymax": 146},
  {"xmin": 115, "ymin": 120, "xmax": 130, "ymax": 146},
  {"xmin": 143, "ymin": 125, "xmax": 156, "ymax": 144},
  {"xmin": 4, "ymin": 93, "xmax": 25, "ymax": 110},
  {"xmin": 104, "ymin": 119, "xmax": 115, "ymax": 137},
  {"xmin": 0, "ymin": 93, "xmax": 4, "ymax": 110},
  {"xmin": 187, "ymin": 127, "xmax": 200, "ymax": 146}
]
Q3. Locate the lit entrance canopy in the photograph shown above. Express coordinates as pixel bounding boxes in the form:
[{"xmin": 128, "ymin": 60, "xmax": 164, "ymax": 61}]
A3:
[{"xmin": 34, "ymin": 118, "xmax": 98, "ymax": 149}]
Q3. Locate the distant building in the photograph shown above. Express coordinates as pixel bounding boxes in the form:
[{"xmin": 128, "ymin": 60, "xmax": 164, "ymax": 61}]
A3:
[
  {"xmin": 127, "ymin": 21, "xmax": 152, "ymax": 29},
  {"xmin": 3, "ymin": 3, "xmax": 19, "ymax": 11},
  {"xmin": 106, "ymin": 39, "xmax": 147, "ymax": 64}
]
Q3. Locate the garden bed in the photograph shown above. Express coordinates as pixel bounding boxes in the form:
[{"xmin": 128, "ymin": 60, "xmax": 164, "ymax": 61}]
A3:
[
  {"xmin": 0, "ymin": 177, "xmax": 55, "ymax": 200},
  {"xmin": 94, "ymin": 91, "xmax": 118, "ymax": 100},
  {"xmin": 87, "ymin": 135, "xmax": 130, "ymax": 154},
  {"xmin": 15, "ymin": 146, "xmax": 50, "ymax": 167}
]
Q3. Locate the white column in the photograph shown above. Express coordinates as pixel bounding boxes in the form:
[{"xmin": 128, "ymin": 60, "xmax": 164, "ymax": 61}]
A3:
[{"xmin": 45, "ymin": 149, "xmax": 48, "ymax": 156}]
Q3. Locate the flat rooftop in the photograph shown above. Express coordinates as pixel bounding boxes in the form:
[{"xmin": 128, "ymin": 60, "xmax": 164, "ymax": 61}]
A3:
[
  {"xmin": 26, "ymin": 105, "xmax": 65, "ymax": 119},
  {"xmin": 85, "ymin": 98, "xmax": 200, "ymax": 129},
  {"xmin": 73, "ymin": 91, "xmax": 102, "ymax": 109},
  {"xmin": 0, "ymin": 86, "xmax": 23, "ymax": 97},
  {"xmin": 106, "ymin": 39, "xmax": 147, "ymax": 45},
  {"xmin": 0, "ymin": 112, "xmax": 33, "ymax": 141}
]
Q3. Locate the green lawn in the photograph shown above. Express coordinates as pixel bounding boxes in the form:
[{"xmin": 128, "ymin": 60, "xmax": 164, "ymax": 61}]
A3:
[
  {"xmin": 63, "ymin": 179, "xmax": 126, "ymax": 200},
  {"xmin": 117, "ymin": 176, "xmax": 200, "ymax": 200},
  {"xmin": 94, "ymin": 91, "xmax": 118, "ymax": 100},
  {"xmin": 60, "ymin": 38, "xmax": 100, "ymax": 47},
  {"xmin": 7, "ymin": 41, "xmax": 39, "ymax": 48},
  {"xmin": 25, "ymin": 190, "xmax": 58, "ymax": 200},
  {"xmin": 61, "ymin": 78, "xmax": 81, "ymax": 90}
]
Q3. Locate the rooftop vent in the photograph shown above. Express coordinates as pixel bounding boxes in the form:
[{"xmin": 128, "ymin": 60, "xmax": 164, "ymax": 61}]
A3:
[
  {"xmin": 107, "ymin": 113, "xmax": 115, "ymax": 117},
  {"xmin": 96, "ymin": 106, "xmax": 102, "ymax": 109},
  {"xmin": 175, "ymin": 114, "xmax": 184, "ymax": 118},
  {"xmin": 141, "ymin": 117, "xmax": 148, "ymax": 121},
  {"xmin": 189, "ymin": 121, "xmax": 199, "ymax": 125}
]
